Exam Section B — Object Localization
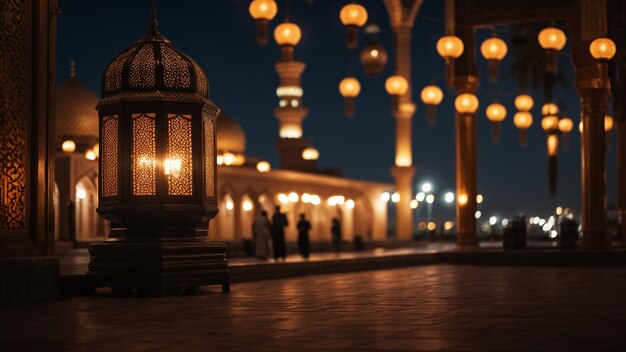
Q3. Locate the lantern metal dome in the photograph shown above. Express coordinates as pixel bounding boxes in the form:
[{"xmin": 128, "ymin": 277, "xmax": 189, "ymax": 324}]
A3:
[{"xmin": 359, "ymin": 25, "xmax": 388, "ymax": 77}]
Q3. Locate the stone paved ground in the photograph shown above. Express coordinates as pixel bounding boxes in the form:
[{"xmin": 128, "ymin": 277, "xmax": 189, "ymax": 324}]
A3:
[{"xmin": 2, "ymin": 265, "xmax": 626, "ymax": 351}]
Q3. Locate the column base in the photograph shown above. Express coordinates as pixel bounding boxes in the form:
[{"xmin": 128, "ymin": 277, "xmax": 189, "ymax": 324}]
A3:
[
  {"xmin": 87, "ymin": 238, "xmax": 230, "ymax": 295},
  {"xmin": 582, "ymin": 232, "xmax": 611, "ymax": 249},
  {"xmin": 456, "ymin": 235, "xmax": 479, "ymax": 250}
]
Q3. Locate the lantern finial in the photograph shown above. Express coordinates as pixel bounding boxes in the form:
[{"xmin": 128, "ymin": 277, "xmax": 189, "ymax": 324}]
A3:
[{"xmin": 151, "ymin": 0, "xmax": 158, "ymax": 31}]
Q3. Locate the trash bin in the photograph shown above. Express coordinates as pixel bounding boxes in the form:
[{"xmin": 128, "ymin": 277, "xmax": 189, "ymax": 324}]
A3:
[
  {"xmin": 353, "ymin": 235, "xmax": 364, "ymax": 251},
  {"xmin": 503, "ymin": 216, "xmax": 527, "ymax": 250},
  {"xmin": 559, "ymin": 219, "xmax": 578, "ymax": 249}
]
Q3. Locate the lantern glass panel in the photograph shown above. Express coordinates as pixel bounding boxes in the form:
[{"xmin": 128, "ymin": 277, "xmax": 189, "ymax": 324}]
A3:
[
  {"xmin": 102, "ymin": 115, "xmax": 119, "ymax": 197},
  {"xmin": 204, "ymin": 115, "xmax": 215, "ymax": 197},
  {"xmin": 167, "ymin": 114, "xmax": 193, "ymax": 196},
  {"xmin": 132, "ymin": 113, "xmax": 157, "ymax": 196}
]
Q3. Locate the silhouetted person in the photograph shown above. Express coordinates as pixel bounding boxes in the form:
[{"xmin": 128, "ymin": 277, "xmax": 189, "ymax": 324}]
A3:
[
  {"xmin": 297, "ymin": 213, "xmax": 311, "ymax": 259},
  {"xmin": 331, "ymin": 217, "xmax": 342, "ymax": 252},
  {"xmin": 253, "ymin": 210, "xmax": 272, "ymax": 260},
  {"xmin": 271, "ymin": 206, "xmax": 288, "ymax": 260}
]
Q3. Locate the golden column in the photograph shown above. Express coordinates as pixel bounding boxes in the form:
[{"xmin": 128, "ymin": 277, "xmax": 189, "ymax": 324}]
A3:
[{"xmin": 384, "ymin": 0, "xmax": 422, "ymax": 240}]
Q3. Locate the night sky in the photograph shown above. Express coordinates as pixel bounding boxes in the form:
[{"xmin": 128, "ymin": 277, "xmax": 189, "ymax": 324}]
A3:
[{"xmin": 57, "ymin": 0, "xmax": 618, "ymax": 223}]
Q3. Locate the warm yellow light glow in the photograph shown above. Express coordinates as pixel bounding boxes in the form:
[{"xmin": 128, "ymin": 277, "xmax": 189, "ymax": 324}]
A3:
[
  {"xmin": 339, "ymin": 3, "xmax": 368, "ymax": 27},
  {"xmin": 277, "ymin": 193, "xmax": 289, "ymax": 204},
  {"xmin": 249, "ymin": 0, "xmax": 278, "ymax": 21},
  {"xmin": 444, "ymin": 221, "xmax": 454, "ymax": 231},
  {"xmin": 391, "ymin": 192, "xmax": 400, "ymax": 203},
  {"xmin": 605, "ymin": 115, "xmax": 614, "ymax": 132},
  {"xmin": 455, "ymin": 93, "xmax": 479, "ymax": 114},
  {"xmin": 480, "ymin": 37, "xmax": 507, "ymax": 61},
  {"xmin": 589, "ymin": 37, "xmax": 617, "ymax": 60},
  {"xmin": 370, "ymin": 49, "xmax": 379, "ymax": 58},
  {"xmin": 556, "ymin": 206, "xmax": 563, "ymax": 216},
  {"xmin": 301, "ymin": 193, "xmax": 311, "ymax": 203},
  {"xmin": 486, "ymin": 103, "xmax": 507, "ymax": 122},
  {"xmin": 436, "ymin": 35, "xmax": 464, "ymax": 59},
  {"xmin": 380, "ymin": 192, "xmax": 391, "ymax": 202},
  {"xmin": 514, "ymin": 111, "xmax": 533, "ymax": 129},
  {"xmin": 457, "ymin": 193, "xmax": 468, "ymax": 206},
  {"xmin": 310, "ymin": 194, "xmax": 321, "ymax": 205},
  {"xmin": 327, "ymin": 197, "xmax": 337, "ymax": 206},
  {"xmin": 427, "ymin": 222, "xmax": 437, "ymax": 231},
  {"xmin": 418, "ymin": 221, "xmax": 427, "ymax": 231},
  {"xmin": 395, "ymin": 155, "xmax": 412, "ymax": 167},
  {"xmin": 444, "ymin": 192, "xmax": 455, "ymax": 203},
  {"xmin": 541, "ymin": 115, "xmax": 559, "ymax": 132},
  {"xmin": 302, "ymin": 147, "xmax": 320, "ymax": 160},
  {"xmin": 558, "ymin": 117, "xmax": 573, "ymax": 133},
  {"xmin": 385, "ymin": 75, "xmax": 409, "ymax": 96},
  {"xmin": 242, "ymin": 200, "xmax": 254, "ymax": 212},
  {"xmin": 416, "ymin": 192, "xmax": 426, "ymax": 202},
  {"xmin": 538, "ymin": 27, "xmax": 567, "ymax": 51},
  {"xmin": 288, "ymin": 192, "xmax": 299, "ymax": 203},
  {"xmin": 547, "ymin": 134, "xmax": 559, "ymax": 156},
  {"xmin": 92, "ymin": 143, "xmax": 99, "ymax": 158},
  {"xmin": 426, "ymin": 194, "xmax": 435, "ymax": 204},
  {"xmin": 256, "ymin": 160, "xmax": 271, "ymax": 172},
  {"xmin": 476, "ymin": 194, "xmax": 484, "ymax": 204},
  {"xmin": 345, "ymin": 199, "xmax": 355, "ymax": 209},
  {"xmin": 410, "ymin": 199, "xmax": 419, "ymax": 209},
  {"xmin": 164, "ymin": 158, "xmax": 181, "ymax": 176},
  {"xmin": 514, "ymin": 94, "xmax": 534, "ymax": 111},
  {"xmin": 274, "ymin": 22, "xmax": 302, "ymax": 46},
  {"xmin": 338, "ymin": 77, "xmax": 361, "ymax": 97},
  {"xmin": 85, "ymin": 150, "xmax": 97, "ymax": 161},
  {"xmin": 276, "ymin": 86, "xmax": 303, "ymax": 98},
  {"xmin": 578, "ymin": 120, "xmax": 583, "ymax": 133},
  {"xmin": 541, "ymin": 103, "xmax": 559, "ymax": 116},
  {"xmin": 76, "ymin": 188, "xmax": 87, "ymax": 200},
  {"xmin": 216, "ymin": 155, "xmax": 224, "ymax": 165},
  {"xmin": 226, "ymin": 200, "xmax": 234, "ymax": 211},
  {"xmin": 223, "ymin": 152, "xmax": 236, "ymax": 166},
  {"xmin": 62, "ymin": 140, "xmax": 76, "ymax": 153},
  {"xmin": 279, "ymin": 125, "xmax": 303, "ymax": 139},
  {"xmin": 420, "ymin": 85, "xmax": 444, "ymax": 106}
]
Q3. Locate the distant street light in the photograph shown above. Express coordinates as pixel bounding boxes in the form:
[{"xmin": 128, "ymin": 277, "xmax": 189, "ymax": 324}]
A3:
[
  {"xmin": 391, "ymin": 192, "xmax": 401, "ymax": 203},
  {"xmin": 444, "ymin": 192, "xmax": 454, "ymax": 203},
  {"xmin": 426, "ymin": 194, "xmax": 435, "ymax": 204},
  {"xmin": 421, "ymin": 182, "xmax": 432, "ymax": 193}
]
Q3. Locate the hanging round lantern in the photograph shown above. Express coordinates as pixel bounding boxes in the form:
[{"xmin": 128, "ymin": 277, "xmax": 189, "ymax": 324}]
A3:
[
  {"xmin": 339, "ymin": 3, "xmax": 368, "ymax": 49},
  {"xmin": 248, "ymin": 0, "xmax": 278, "ymax": 46},
  {"xmin": 558, "ymin": 117, "xmax": 573, "ymax": 150},
  {"xmin": 537, "ymin": 27, "xmax": 567, "ymax": 73},
  {"xmin": 485, "ymin": 103, "xmax": 507, "ymax": 142},
  {"xmin": 274, "ymin": 21, "xmax": 302, "ymax": 61},
  {"xmin": 61, "ymin": 140, "xmax": 76, "ymax": 153},
  {"xmin": 605, "ymin": 115, "xmax": 614, "ymax": 132},
  {"xmin": 514, "ymin": 94, "xmax": 534, "ymax": 112},
  {"xmin": 256, "ymin": 160, "xmax": 271, "ymax": 172},
  {"xmin": 437, "ymin": 35, "xmax": 464, "ymax": 84},
  {"xmin": 420, "ymin": 85, "xmax": 444, "ymax": 125},
  {"xmin": 589, "ymin": 37, "xmax": 617, "ymax": 61},
  {"xmin": 338, "ymin": 76, "xmax": 361, "ymax": 118},
  {"xmin": 454, "ymin": 93, "xmax": 479, "ymax": 114},
  {"xmin": 541, "ymin": 103, "xmax": 559, "ymax": 116},
  {"xmin": 480, "ymin": 36, "xmax": 507, "ymax": 83},
  {"xmin": 385, "ymin": 75, "xmax": 409, "ymax": 111},
  {"xmin": 514, "ymin": 111, "xmax": 533, "ymax": 146},
  {"xmin": 546, "ymin": 133, "xmax": 559, "ymax": 195},
  {"xmin": 359, "ymin": 24, "xmax": 387, "ymax": 77},
  {"xmin": 541, "ymin": 115, "xmax": 559, "ymax": 132}
]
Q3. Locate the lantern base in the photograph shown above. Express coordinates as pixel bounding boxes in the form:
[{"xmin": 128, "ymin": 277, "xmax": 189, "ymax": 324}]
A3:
[{"xmin": 87, "ymin": 238, "xmax": 230, "ymax": 295}]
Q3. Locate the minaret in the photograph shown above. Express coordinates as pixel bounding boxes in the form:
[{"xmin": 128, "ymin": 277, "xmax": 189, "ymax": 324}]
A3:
[
  {"xmin": 384, "ymin": 0, "xmax": 423, "ymax": 240},
  {"xmin": 273, "ymin": 21, "xmax": 317, "ymax": 173}
]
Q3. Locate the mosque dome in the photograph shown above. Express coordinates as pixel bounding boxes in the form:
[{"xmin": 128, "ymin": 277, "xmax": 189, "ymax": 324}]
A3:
[
  {"xmin": 56, "ymin": 62, "xmax": 99, "ymax": 139},
  {"xmin": 217, "ymin": 112, "xmax": 246, "ymax": 154},
  {"xmin": 101, "ymin": 10, "xmax": 208, "ymax": 99}
]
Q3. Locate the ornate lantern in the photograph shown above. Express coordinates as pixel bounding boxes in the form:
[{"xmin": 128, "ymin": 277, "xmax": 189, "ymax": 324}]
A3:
[
  {"xmin": 385, "ymin": 75, "xmax": 409, "ymax": 111},
  {"xmin": 454, "ymin": 93, "xmax": 479, "ymax": 114},
  {"xmin": 537, "ymin": 27, "xmax": 567, "ymax": 73},
  {"xmin": 480, "ymin": 36, "xmax": 507, "ymax": 83},
  {"xmin": 513, "ymin": 111, "xmax": 533, "ymax": 146},
  {"xmin": 359, "ymin": 24, "xmax": 387, "ymax": 77},
  {"xmin": 436, "ymin": 35, "xmax": 464, "ymax": 84},
  {"xmin": 541, "ymin": 103, "xmax": 559, "ymax": 116},
  {"xmin": 338, "ymin": 76, "xmax": 361, "ymax": 118},
  {"xmin": 274, "ymin": 21, "xmax": 302, "ymax": 61},
  {"xmin": 558, "ymin": 117, "xmax": 573, "ymax": 150},
  {"xmin": 589, "ymin": 37, "xmax": 617, "ymax": 61},
  {"xmin": 420, "ymin": 85, "xmax": 444, "ymax": 125},
  {"xmin": 248, "ymin": 0, "xmax": 278, "ymax": 46},
  {"xmin": 339, "ymin": 3, "xmax": 368, "ymax": 49},
  {"xmin": 89, "ymin": 8, "xmax": 229, "ymax": 295},
  {"xmin": 485, "ymin": 103, "xmax": 507, "ymax": 142},
  {"xmin": 514, "ymin": 94, "xmax": 534, "ymax": 112},
  {"xmin": 541, "ymin": 115, "xmax": 560, "ymax": 195}
]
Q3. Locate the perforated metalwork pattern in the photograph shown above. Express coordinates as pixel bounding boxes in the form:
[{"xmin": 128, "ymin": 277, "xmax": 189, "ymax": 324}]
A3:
[
  {"xmin": 191, "ymin": 60, "xmax": 208, "ymax": 97},
  {"xmin": 101, "ymin": 116, "xmax": 118, "ymax": 197},
  {"xmin": 105, "ymin": 48, "xmax": 133, "ymax": 93},
  {"xmin": 167, "ymin": 114, "xmax": 193, "ymax": 196},
  {"xmin": 129, "ymin": 44, "xmax": 156, "ymax": 88},
  {"xmin": 161, "ymin": 44, "xmax": 191, "ymax": 89},
  {"xmin": 131, "ymin": 113, "xmax": 156, "ymax": 196},
  {"xmin": 204, "ymin": 115, "xmax": 215, "ymax": 197}
]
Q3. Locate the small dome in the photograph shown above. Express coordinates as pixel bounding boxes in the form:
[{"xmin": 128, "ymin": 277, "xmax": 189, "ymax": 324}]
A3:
[
  {"xmin": 101, "ymin": 10, "xmax": 208, "ymax": 99},
  {"xmin": 56, "ymin": 65, "xmax": 99, "ymax": 139},
  {"xmin": 217, "ymin": 112, "xmax": 246, "ymax": 154}
]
